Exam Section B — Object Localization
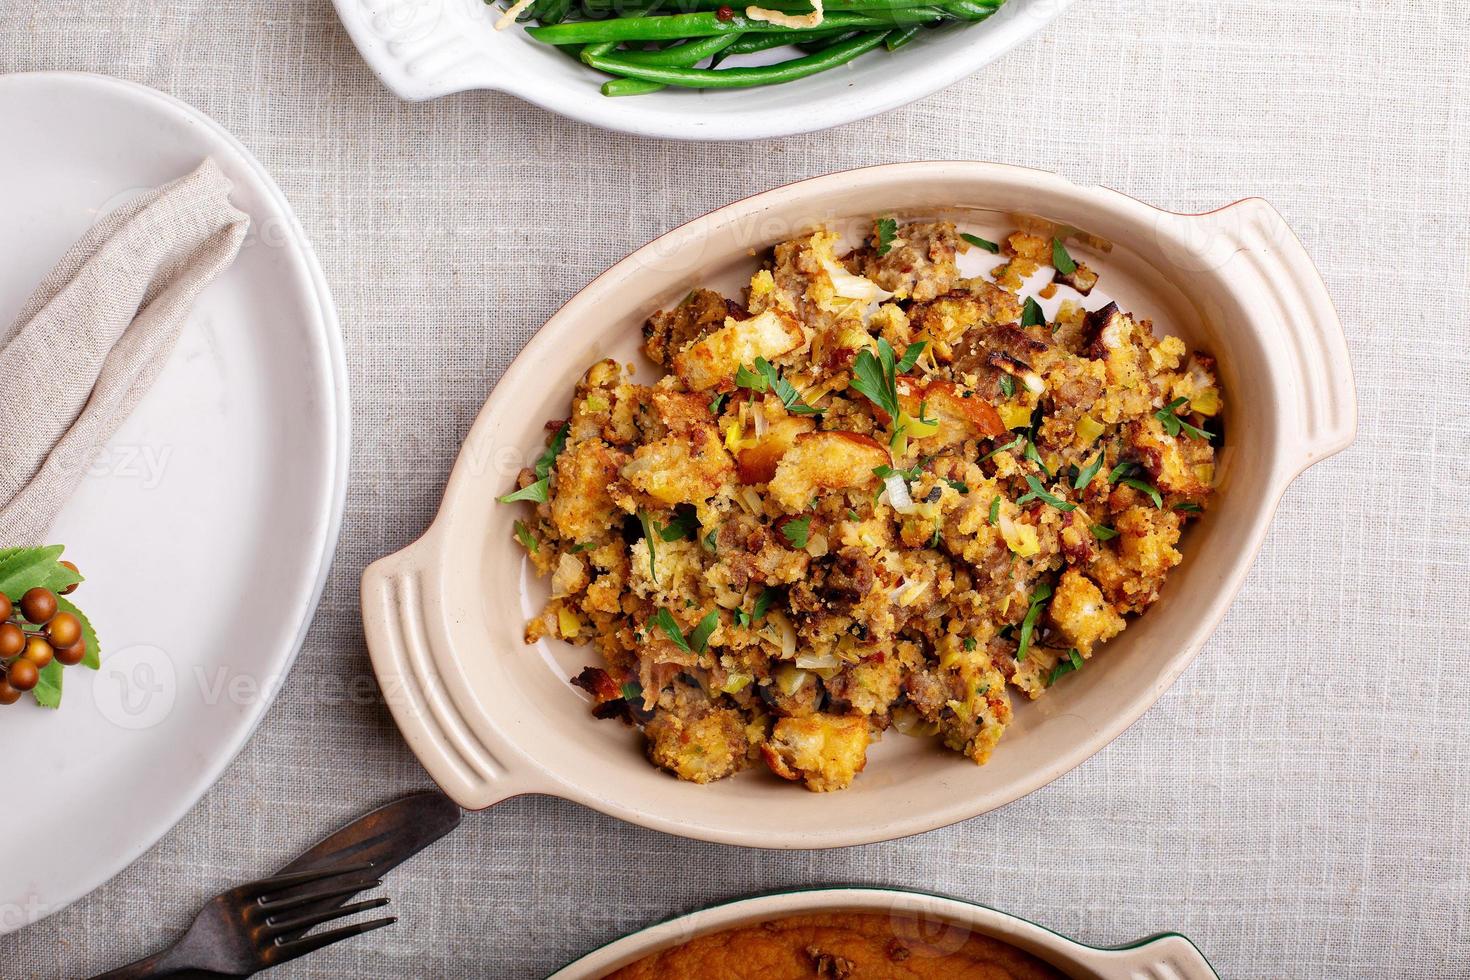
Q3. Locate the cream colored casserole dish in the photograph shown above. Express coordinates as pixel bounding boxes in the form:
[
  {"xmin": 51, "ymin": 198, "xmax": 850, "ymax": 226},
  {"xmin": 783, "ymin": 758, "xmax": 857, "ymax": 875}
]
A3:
[
  {"xmin": 362, "ymin": 162, "xmax": 1355, "ymax": 847},
  {"xmin": 548, "ymin": 887, "xmax": 1218, "ymax": 979}
]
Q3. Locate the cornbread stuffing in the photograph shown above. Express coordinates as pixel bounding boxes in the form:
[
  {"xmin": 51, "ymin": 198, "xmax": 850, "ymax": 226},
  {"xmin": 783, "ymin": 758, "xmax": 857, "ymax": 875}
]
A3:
[{"xmin": 503, "ymin": 219, "xmax": 1220, "ymax": 792}]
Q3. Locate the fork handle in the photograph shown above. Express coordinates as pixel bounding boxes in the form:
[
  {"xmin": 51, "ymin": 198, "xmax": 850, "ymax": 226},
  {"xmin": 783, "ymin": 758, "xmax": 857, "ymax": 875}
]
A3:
[{"xmin": 92, "ymin": 950, "xmax": 221, "ymax": 979}]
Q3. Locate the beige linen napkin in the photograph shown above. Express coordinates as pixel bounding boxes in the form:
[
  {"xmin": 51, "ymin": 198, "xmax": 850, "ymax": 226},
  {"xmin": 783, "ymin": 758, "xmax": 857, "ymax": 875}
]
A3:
[{"xmin": 0, "ymin": 159, "xmax": 250, "ymax": 545}]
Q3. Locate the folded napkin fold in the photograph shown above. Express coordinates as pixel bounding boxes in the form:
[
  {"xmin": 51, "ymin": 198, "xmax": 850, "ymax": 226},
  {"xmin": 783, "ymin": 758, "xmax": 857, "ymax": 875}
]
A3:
[{"xmin": 0, "ymin": 158, "xmax": 250, "ymax": 545}]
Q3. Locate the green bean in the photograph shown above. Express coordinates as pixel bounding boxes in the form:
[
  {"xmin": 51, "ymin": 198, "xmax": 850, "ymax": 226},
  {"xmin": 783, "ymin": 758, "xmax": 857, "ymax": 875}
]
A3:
[
  {"xmin": 883, "ymin": 24, "xmax": 919, "ymax": 48},
  {"xmin": 937, "ymin": 0, "xmax": 995, "ymax": 19},
  {"xmin": 529, "ymin": 8, "xmax": 940, "ymax": 43},
  {"xmin": 721, "ymin": 28, "xmax": 842, "ymax": 54},
  {"xmin": 609, "ymin": 32, "xmax": 740, "ymax": 64},
  {"xmin": 602, "ymin": 77, "xmax": 671, "ymax": 95},
  {"xmin": 584, "ymin": 28, "xmax": 889, "ymax": 87}
]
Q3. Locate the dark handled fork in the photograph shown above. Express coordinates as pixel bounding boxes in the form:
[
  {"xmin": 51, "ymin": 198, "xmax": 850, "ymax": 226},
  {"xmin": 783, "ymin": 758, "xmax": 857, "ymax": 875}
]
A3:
[{"xmin": 93, "ymin": 863, "xmax": 395, "ymax": 978}]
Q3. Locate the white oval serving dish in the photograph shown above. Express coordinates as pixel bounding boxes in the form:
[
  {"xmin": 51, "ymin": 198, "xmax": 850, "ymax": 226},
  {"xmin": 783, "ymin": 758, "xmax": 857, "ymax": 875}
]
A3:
[
  {"xmin": 331, "ymin": 0, "xmax": 1077, "ymax": 140},
  {"xmin": 549, "ymin": 887, "xmax": 1218, "ymax": 979},
  {"xmin": 362, "ymin": 161, "xmax": 1355, "ymax": 848}
]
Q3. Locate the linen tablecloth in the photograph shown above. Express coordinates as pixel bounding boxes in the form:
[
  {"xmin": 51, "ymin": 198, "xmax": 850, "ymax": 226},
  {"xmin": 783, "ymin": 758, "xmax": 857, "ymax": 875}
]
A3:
[{"xmin": 2, "ymin": 1, "xmax": 1467, "ymax": 977}]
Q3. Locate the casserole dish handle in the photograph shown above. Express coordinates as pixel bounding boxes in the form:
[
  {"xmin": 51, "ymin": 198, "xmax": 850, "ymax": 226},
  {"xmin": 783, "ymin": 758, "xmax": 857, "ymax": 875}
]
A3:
[
  {"xmin": 1081, "ymin": 932, "xmax": 1219, "ymax": 979},
  {"xmin": 1202, "ymin": 198, "xmax": 1358, "ymax": 476},
  {"xmin": 362, "ymin": 530, "xmax": 529, "ymax": 810}
]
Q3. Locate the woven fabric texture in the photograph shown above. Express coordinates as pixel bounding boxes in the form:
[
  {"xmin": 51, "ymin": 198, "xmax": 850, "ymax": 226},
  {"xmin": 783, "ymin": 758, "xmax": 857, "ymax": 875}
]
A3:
[{"xmin": 1, "ymin": 0, "xmax": 1468, "ymax": 977}]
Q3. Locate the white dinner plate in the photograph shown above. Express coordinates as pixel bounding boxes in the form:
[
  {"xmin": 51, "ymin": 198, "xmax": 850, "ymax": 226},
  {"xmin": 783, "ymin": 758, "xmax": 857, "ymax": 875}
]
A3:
[{"xmin": 0, "ymin": 72, "xmax": 349, "ymax": 935}]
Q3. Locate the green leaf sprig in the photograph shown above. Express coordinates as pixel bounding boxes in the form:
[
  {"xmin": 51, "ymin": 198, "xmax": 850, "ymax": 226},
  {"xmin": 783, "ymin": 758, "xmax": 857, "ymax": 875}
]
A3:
[
  {"xmin": 497, "ymin": 421, "xmax": 570, "ymax": 504},
  {"xmin": 650, "ymin": 607, "xmax": 718, "ymax": 655},
  {"xmin": 1047, "ymin": 648, "xmax": 1084, "ymax": 686},
  {"xmin": 875, "ymin": 217, "xmax": 898, "ymax": 257},
  {"xmin": 780, "ymin": 515, "xmax": 812, "ymax": 549},
  {"xmin": 961, "ymin": 232, "xmax": 1000, "ymax": 254},
  {"xmin": 0, "ymin": 546, "xmax": 99, "ymax": 708},
  {"xmin": 1051, "ymin": 237, "xmax": 1077, "ymax": 276},
  {"xmin": 1154, "ymin": 397, "xmax": 1213, "ymax": 441},
  {"xmin": 1016, "ymin": 582, "xmax": 1053, "ymax": 662},
  {"xmin": 1016, "ymin": 475, "xmax": 1076, "ymax": 512},
  {"xmin": 850, "ymin": 338, "xmax": 926, "ymax": 424},
  {"xmin": 737, "ymin": 357, "xmax": 822, "ymax": 416}
]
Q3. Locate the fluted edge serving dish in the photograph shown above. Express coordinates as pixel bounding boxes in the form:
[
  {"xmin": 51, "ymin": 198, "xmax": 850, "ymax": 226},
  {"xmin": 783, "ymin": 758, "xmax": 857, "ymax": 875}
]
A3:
[
  {"xmin": 548, "ymin": 887, "xmax": 1219, "ymax": 979},
  {"xmin": 362, "ymin": 161, "xmax": 1355, "ymax": 848}
]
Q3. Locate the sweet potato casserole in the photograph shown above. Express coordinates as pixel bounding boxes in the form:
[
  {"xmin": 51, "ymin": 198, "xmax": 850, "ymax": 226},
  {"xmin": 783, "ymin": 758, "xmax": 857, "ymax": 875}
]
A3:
[{"xmin": 501, "ymin": 218, "xmax": 1221, "ymax": 792}]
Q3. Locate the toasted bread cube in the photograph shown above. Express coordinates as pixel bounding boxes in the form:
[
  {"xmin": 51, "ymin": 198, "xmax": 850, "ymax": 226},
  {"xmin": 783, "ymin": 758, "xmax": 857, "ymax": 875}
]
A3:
[
  {"xmin": 736, "ymin": 413, "xmax": 817, "ymax": 484},
  {"xmin": 551, "ymin": 440, "xmax": 625, "ymax": 542},
  {"xmin": 761, "ymin": 714, "xmax": 871, "ymax": 792},
  {"xmin": 673, "ymin": 309, "xmax": 804, "ymax": 392},
  {"xmin": 645, "ymin": 707, "xmax": 749, "ymax": 784},
  {"xmin": 1047, "ymin": 568, "xmax": 1125, "ymax": 657},
  {"xmin": 621, "ymin": 426, "xmax": 732, "ymax": 506},
  {"xmin": 767, "ymin": 431, "xmax": 888, "ymax": 511}
]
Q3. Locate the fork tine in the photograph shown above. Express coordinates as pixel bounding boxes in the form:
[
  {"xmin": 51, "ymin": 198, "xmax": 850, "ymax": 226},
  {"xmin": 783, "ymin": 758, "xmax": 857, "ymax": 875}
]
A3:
[
  {"xmin": 242, "ymin": 861, "xmax": 376, "ymax": 898},
  {"xmin": 257, "ymin": 879, "xmax": 382, "ymax": 914},
  {"xmin": 266, "ymin": 897, "xmax": 391, "ymax": 936},
  {"xmin": 272, "ymin": 915, "xmax": 397, "ymax": 961}
]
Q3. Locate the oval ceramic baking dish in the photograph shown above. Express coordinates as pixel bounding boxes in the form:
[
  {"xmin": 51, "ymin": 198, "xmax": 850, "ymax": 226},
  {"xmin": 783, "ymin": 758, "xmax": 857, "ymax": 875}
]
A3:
[
  {"xmin": 548, "ymin": 887, "xmax": 1218, "ymax": 979},
  {"xmin": 362, "ymin": 162, "xmax": 1355, "ymax": 848}
]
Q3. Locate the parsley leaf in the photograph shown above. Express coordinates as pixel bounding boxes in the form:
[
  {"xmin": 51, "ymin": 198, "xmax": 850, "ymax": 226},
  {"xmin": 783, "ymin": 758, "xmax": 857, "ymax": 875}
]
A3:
[
  {"xmin": 875, "ymin": 217, "xmax": 898, "ymax": 257},
  {"xmin": 659, "ymin": 509, "xmax": 699, "ymax": 541},
  {"xmin": 896, "ymin": 341, "xmax": 927, "ymax": 374},
  {"xmin": 751, "ymin": 587, "xmax": 777, "ymax": 623},
  {"xmin": 1074, "ymin": 452, "xmax": 1105, "ymax": 490},
  {"xmin": 1091, "ymin": 523, "xmax": 1119, "ymax": 540},
  {"xmin": 651, "ymin": 607, "xmax": 689, "ymax": 651},
  {"xmin": 687, "ymin": 609, "xmax": 720, "ymax": 654},
  {"xmin": 982, "ymin": 434, "xmax": 1025, "ymax": 461},
  {"xmin": 781, "ymin": 515, "xmax": 813, "ymax": 549},
  {"xmin": 637, "ymin": 511, "xmax": 660, "ymax": 582},
  {"xmin": 1016, "ymin": 582, "xmax": 1053, "ymax": 662},
  {"xmin": 513, "ymin": 519, "xmax": 538, "ymax": 552},
  {"xmin": 497, "ymin": 480, "xmax": 548, "ymax": 505},
  {"xmin": 961, "ymin": 232, "xmax": 1000, "ymax": 253},
  {"xmin": 1120, "ymin": 477, "xmax": 1164, "ymax": 508},
  {"xmin": 999, "ymin": 373, "xmax": 1016, "ymax": 398},
  {"xmin": 850, "ymin": 338, "xmax": 925, "ymax": 421},
  {"xmin": 1174, "ymin": 501, "xmax": 1203, "ymax": 513},
  {"xmin": 498, "ymin": 421, "xmax": 569, "ymax": 505},
  {"xmin": 1051, "ymin": 237, "xmax": 1077, "ymax": 276},
  {"xmin": 620, "ymin": 681, "xmax": 643, "ymax": 702},
  {"xmin": 1047, "ymin": 648, "xmax": 1085, "ymax": 686},
  {"xmin": 874, "ymin": 462, "xmax": 924, "ymax": 483},
  {"xmin": 709, "ymin": 391, "xmax": 730, "ymax": 415},
  {"xmin": 735, "ymin": 363, "xmax": 769, "ymax": 393},
  {"xmin": 1021, "ymin": 296, "xmax": 1045, "ymax": 328},
  {"xmin": 1016, "ymin": 475, "xmax": 1076, "ymax": 512},
  {"xmin": 963, "ymin": 636, "xmax": 978, "ymax": 652},
  {"xmin": 988, "ymin": 496, "xmax": 1001, "ymax": 525},
  {"xmin": 1154, "ymin": 396, "xmax": 1213, "ymax": 441},
  {"xmin": 1022, "ymin": 440, "xmax": 1052, "ymax": 479},
  {"xmin": 946, "ymin": 479, "xmax": 970, "ymax": 495}
]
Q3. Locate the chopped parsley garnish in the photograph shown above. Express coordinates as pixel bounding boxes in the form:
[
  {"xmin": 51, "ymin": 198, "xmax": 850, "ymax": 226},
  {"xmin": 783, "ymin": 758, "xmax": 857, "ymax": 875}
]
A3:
[
  {"xmin": 988, "ymin": 496, "xmax": 1001, "ymax": 525},
  {"xmin": 513, "ymin": 520, "xmax": 537, "ymax": 552},
  {"xmin": 850, "ymin": 338, "xmax": 926, "ymax": 422},
  {"xmin": 1021, "ymin": 296, "xmax": 1046, "ymax": 329},
  {"xmin": 1047, "ymin": 648, "xmax": 1084, "ymax": 686},
  {"xmin": 1074, "ymin": 451, "xmax": 1105, "ymax": 490},
  {"xmin": 739, "ymin": 357, "xmax": 822, "ymax": 415},
  {"xmin": 946, "ymin": 479, "xmax": 970, "ymax": 495},
  {"xmin": 982, "ymin": 434, "xmax": 1024, "ymax": 461},
  {"xmin": 781, "ymin": 515, "xmax": 813, "ymax": 549},
  {"xmin": 874, "ymin": 462, "xmax": 924, "ymax": 483},
  {"xmin": 875, "ymin": 217, "xmax": 898, "ymax": 257},
  {"xmin": 1154, "ymin": 396, "xmax": 1213, "ymax": 441},
  {"xmin": 497, "ymin": 421, "xmax": 570, "ymax": 505},
  {"xmin": 499, "ymin": 480, "xmax": 548, "ymax": 505},
  {"xmin": 1022, "ymin": 440, "xmax": 1052, "ymax": 479},
  {"xmin": 637, "ymin": 511, "xmax": 660, "ymax": 582},
  {"xmin": 1016, "ymin": 582, "xmax": 1053, "ymax": 662},
  {"xmin": 751, "ymin": 587, "xmax": 776, "ymax": 622},
  {"xmin": 1016, "ymin": 475, "xmax": 1076, "ymax": 512},
  {"xmin": 703, "ymin": 528, "xmax": 718, "ymax": 551},
  {"xmin": 998, "ymin": 373, "xmax": 1016, "ymax": 398},
  {"xmin": 709, "ymin": 391, "xmax": 730, "ymax": 415},
  {"xmin": 1120, "ymin": 477, "xmax": 1163, "ymax": 509},
  {"xmin": 1091, "ymin": 523, "xmax": 1119, "ymax": 540},
  {"xmin": 961, "ymin": 232, "xmax": 1000, "ymax": 254},
  {"xmin": 963, "ymin": 637, "xmax": 978, "ymax": 652},
  {"xmin": 734, "ymin": 363, "xmax": 768, "ymax": 392},
  {"xmin": 651, "ymin": 607, "xmax": 719, "ymax": 655},
  {"xmin": 659, "ymin": 510, "xmax": 699, "ymax": 541},
  {"xmin": 1174, "ymin": 502, "xmax": 1203, "ymax": 513},
  {"xmin": 1051, "ymin": 237, "xmax": 1077, "ymax": 276},
  {"xmin": 620, "ymin": 681, "xmax": 643, "ymax": 702},
  {"xmin": 687, "ymin": 609, "xmax": 719, "ymax": 653},
  {"xmin": 570, "ymin": 541, "xmax": 595, "ymax": 553}
]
